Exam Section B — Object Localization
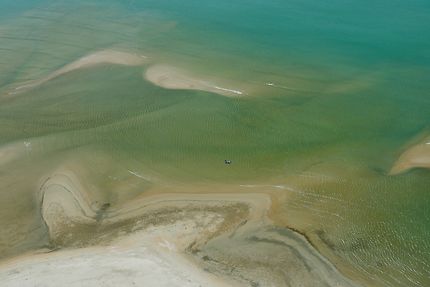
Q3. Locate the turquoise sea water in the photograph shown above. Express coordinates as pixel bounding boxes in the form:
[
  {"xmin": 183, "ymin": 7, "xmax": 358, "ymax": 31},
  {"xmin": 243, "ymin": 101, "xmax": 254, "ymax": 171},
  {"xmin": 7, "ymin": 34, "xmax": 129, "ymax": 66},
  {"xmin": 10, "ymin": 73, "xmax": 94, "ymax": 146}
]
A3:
[{"xmin": 0, "ymin": 0, "xmax": 429, "ymax": 286}]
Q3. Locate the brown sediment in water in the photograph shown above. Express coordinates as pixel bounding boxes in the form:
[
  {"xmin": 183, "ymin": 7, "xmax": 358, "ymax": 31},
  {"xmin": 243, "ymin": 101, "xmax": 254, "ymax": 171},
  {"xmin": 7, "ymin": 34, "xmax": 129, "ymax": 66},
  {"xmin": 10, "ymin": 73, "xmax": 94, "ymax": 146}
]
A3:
[{"xmin": 0, "ymin": 141, "xmax": 28, "ymax": 166}]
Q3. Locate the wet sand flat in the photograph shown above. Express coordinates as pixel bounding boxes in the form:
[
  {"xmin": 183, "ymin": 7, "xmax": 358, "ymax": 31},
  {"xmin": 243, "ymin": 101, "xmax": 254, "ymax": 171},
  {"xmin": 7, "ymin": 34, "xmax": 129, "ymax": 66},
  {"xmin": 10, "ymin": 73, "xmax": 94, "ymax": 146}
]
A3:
[{"xmin": 0, "ymin": 168, "xmax": 359, "ymax": 287}]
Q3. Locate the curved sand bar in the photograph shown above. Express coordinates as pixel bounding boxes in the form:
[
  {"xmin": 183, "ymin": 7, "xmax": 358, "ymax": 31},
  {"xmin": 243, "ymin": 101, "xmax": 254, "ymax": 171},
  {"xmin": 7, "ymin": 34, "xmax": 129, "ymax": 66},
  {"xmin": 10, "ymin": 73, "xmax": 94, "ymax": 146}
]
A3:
[
  {"xmin": 390, "ymin": 135, "xmax": 430, "ymax": 175},
  {"xmin": 0, "ymin": 169, "xmax": 360, "ymax": 286},
  {"xmin": 144, "ymin": 64, "xmax": 244, "ymax": 97},
  {"xmin": 9, "ymin": 50, "xmax": 147, "ymax": 95}
]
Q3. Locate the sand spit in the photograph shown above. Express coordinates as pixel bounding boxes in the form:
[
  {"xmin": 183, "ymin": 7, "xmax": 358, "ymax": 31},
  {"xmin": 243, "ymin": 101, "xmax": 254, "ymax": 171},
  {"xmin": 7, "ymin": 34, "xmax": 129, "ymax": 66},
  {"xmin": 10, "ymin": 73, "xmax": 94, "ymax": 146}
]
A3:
[
  {"xmin": 8, "ymin": 50, "xmax": 147, "ymax": 95},
  {"xmin": 390, "ymin": 135, "xmax": 430, "ymax": 175},
  {"xmin": 144, "ymin": 64, "xmax": 244, "ymax": 97},
  {"xmin": 0, "ymin": 169, "xmax": 360, "ymax": 287}
]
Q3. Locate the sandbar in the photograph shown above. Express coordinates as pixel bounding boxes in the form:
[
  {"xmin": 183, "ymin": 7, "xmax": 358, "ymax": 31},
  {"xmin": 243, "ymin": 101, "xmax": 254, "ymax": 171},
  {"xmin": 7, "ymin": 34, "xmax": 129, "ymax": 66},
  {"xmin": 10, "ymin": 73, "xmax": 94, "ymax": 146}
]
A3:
[
  {"xmin": 390, "ymin": 134, "xmax": 430, "ymax": 174},
  {"xmin": 8, "ymin": 50, "xmax": 147, "ymax": 95},
  {"xmin": 144, "ymin": 64, "xmax": 244, "ymax": 97}
]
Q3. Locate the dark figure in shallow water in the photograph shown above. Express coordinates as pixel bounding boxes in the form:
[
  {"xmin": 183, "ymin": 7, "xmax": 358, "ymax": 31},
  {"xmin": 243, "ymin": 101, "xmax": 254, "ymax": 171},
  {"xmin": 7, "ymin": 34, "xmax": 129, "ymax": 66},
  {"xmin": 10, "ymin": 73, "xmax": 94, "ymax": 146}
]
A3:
[{"xmin": 224, "ymin": 160, "xmax": 232, "ymax": 165}]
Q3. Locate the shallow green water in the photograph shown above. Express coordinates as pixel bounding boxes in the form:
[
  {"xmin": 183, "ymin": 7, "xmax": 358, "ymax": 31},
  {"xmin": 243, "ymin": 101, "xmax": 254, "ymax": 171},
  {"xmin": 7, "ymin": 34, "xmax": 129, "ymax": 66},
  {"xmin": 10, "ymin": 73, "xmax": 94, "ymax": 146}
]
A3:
[{"xmin": 0, "ymin": 0, "xmax": 429, "ymax": 286}]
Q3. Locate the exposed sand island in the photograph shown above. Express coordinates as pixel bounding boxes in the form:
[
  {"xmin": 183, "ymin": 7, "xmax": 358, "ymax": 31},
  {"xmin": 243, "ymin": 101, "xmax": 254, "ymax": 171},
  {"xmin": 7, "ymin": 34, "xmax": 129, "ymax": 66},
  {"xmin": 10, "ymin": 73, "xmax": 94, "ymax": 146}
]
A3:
[
  {"xmin": 390, "ymin": 134, "xmax": 430, "ymax": 175},
  {"xmin": 144, "ymin": 64, "xmax": 244, "ymax": 97},
  {"xmin": 8, "ymin": 50, "xmax": 147, "ymax": 95},
  {"xmin": 0, "ymin": 168, "xmax": 359, "ymax": 287}
]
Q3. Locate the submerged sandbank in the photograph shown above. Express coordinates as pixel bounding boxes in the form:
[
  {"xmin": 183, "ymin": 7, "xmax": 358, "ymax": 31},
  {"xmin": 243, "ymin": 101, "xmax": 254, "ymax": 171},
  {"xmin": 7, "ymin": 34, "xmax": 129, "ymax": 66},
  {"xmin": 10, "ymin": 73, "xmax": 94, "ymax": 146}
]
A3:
[
  {"xmin": 7, "ymin": 50, "xmax": 147, "ymax": 95},
  {"xmin": 390, "ymin": 134, "xmax": 430, "ymax": 175},
  {"xmin": 0, "ymin": 142, "xmax": 27, "ymax": 167},
  {"xmin": 0, "ymin": 167, "xmax": 361, "ymax": 287},
  {"xmin": 144, "ymin": 64, "xmax": 244, "ymax": 97},
  {"xmin": 6, "ymin": 52, "xmax": 246, "ymax": 98}
]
